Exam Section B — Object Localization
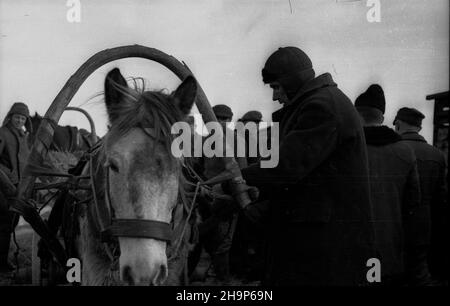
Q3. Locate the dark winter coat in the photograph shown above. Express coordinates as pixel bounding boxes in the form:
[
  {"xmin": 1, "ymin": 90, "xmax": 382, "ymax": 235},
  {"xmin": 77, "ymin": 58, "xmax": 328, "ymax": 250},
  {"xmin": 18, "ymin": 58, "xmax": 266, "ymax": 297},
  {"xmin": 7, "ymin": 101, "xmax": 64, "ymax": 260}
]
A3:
[
  {"xmin": 242, "ymin": 73, "xmax": 376, "ymax": 286},
  {"xmin": 0, "ymin": 123, "xmax": 30, "ymax": 186},
  {"xmin": 363, "ymin": 126, "xmax": 421, "ymax": 279},
  {"xmin": 400, "ymin": 132, "xmax": 448, "ymax": 279}
]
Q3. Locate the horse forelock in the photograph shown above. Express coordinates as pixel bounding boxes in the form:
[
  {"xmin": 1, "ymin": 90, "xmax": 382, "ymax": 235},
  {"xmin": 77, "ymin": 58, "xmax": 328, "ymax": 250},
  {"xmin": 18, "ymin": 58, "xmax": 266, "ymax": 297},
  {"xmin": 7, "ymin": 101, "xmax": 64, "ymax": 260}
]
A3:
[{"xmin": 104, "ymin": 83, "xmax": 184, "ymax": 159}]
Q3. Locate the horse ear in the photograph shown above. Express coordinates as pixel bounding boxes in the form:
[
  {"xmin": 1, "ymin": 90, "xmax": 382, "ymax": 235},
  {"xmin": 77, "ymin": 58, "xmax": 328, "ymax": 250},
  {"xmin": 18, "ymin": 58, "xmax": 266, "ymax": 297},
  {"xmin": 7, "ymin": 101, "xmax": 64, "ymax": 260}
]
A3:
[
  {"xmin": 105, "ymin": 68, "xmax": 128, "ymax": 123},
  {"xmin": 172, "ymin": 76, "xmax": 197, "ymax": 116}
]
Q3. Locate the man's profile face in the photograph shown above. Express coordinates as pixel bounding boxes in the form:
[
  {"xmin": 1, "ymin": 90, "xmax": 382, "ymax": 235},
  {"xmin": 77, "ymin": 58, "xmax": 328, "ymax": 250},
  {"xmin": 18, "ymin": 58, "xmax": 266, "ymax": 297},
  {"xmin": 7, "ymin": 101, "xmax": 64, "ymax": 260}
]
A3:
[
  {"xmin": 11, "ymin": 114, "xmax": 26, "ymax": 131},
  {"xmin": 269, "ymin": 82, "xmax": 289, "ymax": 105}
]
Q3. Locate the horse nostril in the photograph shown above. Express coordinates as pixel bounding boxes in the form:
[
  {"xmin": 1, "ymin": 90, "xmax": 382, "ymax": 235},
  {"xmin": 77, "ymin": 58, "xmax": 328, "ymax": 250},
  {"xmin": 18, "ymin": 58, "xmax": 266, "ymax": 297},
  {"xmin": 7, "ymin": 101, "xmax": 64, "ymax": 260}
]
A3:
[
  {"xmin": 152, "ymin": 264, "xmax": 168, "ymax": 286},
  {"xmin": 122, "ymin": 265, "xmax": 134, "ymax": 285}
]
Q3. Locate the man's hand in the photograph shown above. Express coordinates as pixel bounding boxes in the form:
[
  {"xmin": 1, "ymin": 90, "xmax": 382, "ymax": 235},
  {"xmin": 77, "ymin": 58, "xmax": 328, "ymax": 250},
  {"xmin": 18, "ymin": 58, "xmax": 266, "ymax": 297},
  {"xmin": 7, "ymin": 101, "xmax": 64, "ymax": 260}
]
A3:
[
  {"xmin": 243, "ymin": 185, "xmax": 259, "ymax": 202},
  {"xmin": 221, "ymin": 180, "xmax": 260, "ymax": 203}
]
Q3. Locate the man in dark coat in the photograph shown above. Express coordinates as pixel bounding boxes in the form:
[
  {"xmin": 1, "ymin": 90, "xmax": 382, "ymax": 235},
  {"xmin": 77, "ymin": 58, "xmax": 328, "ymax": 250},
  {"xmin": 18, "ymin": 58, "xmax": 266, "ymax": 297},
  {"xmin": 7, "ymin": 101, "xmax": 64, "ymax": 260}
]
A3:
[
  {"xmin": 241, "ymin": 47, "xmax": 376, "ymax": 286},
  {"xmin": 394, "ymin": 108, "xmax": 448, "ymax": 284},
  {"xmin": 0, "ymin": 102, "xmax": 31, "ymax": 272},
  {"xmin": 355, "ymin": 85, "xmax": 422, "ymax": 285}
]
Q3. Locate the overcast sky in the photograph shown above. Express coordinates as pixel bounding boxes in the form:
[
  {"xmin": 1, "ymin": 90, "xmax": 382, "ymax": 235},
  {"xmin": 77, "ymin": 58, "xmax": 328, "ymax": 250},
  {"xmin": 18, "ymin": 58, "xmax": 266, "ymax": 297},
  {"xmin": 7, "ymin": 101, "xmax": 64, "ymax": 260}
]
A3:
[{"xmin": 0, "ymin": 0, "xmax": 448, "ymax": 142}]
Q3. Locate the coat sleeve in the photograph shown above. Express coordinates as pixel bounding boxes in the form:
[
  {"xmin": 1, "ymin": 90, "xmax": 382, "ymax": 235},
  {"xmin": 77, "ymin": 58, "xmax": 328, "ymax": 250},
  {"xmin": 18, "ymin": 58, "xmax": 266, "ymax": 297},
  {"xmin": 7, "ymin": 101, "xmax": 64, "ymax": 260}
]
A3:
[
  {"xmin": 242, "ymin": 99, "xmax": 339, "ymax": 189},
  {"xmin": 0, "ymin": 132, "xmax": 13, "ymax": 177}
]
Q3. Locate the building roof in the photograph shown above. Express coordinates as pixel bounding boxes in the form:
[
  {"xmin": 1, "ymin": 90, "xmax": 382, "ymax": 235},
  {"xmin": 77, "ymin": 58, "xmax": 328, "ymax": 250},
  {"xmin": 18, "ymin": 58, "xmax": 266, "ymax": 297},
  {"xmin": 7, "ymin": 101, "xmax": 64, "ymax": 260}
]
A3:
[{"xmin": 426, "ymin": 91, "xmax": 449, "ymax": 101}]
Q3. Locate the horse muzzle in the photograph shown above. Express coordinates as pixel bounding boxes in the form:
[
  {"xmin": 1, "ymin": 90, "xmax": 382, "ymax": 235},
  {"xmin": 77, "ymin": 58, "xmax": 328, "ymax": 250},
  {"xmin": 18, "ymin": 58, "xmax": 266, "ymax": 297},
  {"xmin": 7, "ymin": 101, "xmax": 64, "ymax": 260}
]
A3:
[{"xmin": 118, "ymin": 237, "xmax": 168, "ymax": 286}]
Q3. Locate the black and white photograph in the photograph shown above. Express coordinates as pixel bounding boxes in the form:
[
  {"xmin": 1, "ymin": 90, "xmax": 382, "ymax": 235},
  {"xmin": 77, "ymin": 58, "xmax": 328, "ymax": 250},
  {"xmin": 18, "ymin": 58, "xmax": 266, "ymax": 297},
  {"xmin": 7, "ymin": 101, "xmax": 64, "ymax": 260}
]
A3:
[{"xmin": 0, "ymin": 0, "xmax": 448, "ymax": 293}]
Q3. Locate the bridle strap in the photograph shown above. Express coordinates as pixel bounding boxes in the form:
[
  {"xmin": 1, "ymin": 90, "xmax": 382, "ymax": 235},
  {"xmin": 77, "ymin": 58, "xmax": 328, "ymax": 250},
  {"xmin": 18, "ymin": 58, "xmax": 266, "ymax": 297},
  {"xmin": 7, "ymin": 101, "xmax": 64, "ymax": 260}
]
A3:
[
  {"xmin": 99, "ymin": 133, "xmax": 174, "ymax": 243},
  {"xmin": 101, "ymin": 219, "xmax": 173, "ymax": 242}
]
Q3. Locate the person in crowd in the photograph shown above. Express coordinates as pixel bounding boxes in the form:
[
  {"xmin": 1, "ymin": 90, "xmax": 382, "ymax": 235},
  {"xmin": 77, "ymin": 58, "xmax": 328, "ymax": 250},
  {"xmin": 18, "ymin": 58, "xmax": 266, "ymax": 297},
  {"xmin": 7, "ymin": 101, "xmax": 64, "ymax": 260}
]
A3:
[
  {"xmin": 239, "ymin": 46, "xmax": 376, "ymax": 285},
  {"xmin": 394, "ymin": 107, "xmax": 448, "ymax": 284},
  {"xmin": 355, "ymin": 85, "xmax": 423, "ymax": 285},
  {"xmin": 240, "ymin": 111, "xmax": 262, "ymax": 125},
  {"xmin": 0, "ymin": 102, "xmax": 31, "ymax": 273}
]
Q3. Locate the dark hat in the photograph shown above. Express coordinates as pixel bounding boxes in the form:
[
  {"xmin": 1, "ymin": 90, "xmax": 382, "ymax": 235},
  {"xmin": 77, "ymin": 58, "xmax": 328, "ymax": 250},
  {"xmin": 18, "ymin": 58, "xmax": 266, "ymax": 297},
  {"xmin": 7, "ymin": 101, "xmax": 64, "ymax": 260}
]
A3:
[
  {"xmin": 262, "ymin": 47, "xmax": 315, "ymax": 98},
  {"xmin": 241, "ymin": 111, "xmax": 262, "ymax": 123},
  {"xmin": 212, "ymin": 104, "xmax": 233, "ymax": 119},
  {"xmin": 3, "ymin": 102, "xmax": 32, "ymax": 132},
  {"xmin": 355, "ymin": 84, "xmax": 386, "ymax": 114},
  {"xmin": 394, "ymin": 107, "xmax": 425, "ymax": 127},
  {"xmin": 8, "ymin": 102, "xmax": 30, "ymax": 118}
]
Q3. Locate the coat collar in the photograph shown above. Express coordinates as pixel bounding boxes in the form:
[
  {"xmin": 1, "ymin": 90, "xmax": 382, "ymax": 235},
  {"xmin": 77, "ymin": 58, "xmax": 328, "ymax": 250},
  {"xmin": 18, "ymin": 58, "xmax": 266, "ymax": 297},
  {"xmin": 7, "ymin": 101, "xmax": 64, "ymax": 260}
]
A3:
[
  {"xmin": 287, "ymin": 73, "xmax": 336, "ymax": 107},
  {"xmin": 401, "ymin": 131, "xmax": 427, "ymax": 143},
  {"xmin": 6, "ymin": 123, "xmax": 27, "ymax": 138},
  {"xmin": 272, "ymin": 73, "xmax": 336, "ymax": 121},
  {"xmin": 363, "ymin": 126, "xmax": 401, "ymax": 146}
]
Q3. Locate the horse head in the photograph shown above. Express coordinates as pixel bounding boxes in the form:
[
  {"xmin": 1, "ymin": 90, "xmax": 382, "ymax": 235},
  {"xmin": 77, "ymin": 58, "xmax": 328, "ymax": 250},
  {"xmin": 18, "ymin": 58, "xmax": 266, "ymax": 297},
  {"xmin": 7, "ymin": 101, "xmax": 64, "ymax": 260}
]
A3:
[{"xmin": 101, "ymin": 68, "xmax": 196, "ymax": 285}]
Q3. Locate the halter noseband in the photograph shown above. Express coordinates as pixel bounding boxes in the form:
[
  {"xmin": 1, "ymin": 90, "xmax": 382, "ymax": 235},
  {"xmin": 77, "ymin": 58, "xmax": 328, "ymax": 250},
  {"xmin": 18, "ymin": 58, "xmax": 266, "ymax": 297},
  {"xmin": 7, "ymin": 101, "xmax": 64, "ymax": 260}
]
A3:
[{"xmin": 99, "ymin": 166, "xmax": 173, "ymax": 242}]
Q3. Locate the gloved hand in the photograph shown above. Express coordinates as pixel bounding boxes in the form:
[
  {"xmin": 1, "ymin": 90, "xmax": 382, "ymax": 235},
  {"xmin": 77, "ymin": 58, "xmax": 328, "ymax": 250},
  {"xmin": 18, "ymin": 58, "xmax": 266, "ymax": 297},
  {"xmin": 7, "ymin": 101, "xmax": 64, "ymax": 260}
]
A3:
[
  {"xmin": 221, "ymin": 180, "xmax": 260, "ymax": 203},
  {"xmin": 242, "ymin": 184, "xmax": 259, "ymax": 203}
]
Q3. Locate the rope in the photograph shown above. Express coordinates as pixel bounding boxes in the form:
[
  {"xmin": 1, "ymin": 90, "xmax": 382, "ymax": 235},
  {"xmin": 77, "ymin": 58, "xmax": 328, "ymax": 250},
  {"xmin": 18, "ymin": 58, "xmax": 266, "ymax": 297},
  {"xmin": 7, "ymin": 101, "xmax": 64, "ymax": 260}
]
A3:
[
  {"xmin": 185, "ymin": 164, "xmax": 206, "ymax": 185},
  {"xmin": 168, "ymin": 182, "xmax": 200, "ymax": 261}
]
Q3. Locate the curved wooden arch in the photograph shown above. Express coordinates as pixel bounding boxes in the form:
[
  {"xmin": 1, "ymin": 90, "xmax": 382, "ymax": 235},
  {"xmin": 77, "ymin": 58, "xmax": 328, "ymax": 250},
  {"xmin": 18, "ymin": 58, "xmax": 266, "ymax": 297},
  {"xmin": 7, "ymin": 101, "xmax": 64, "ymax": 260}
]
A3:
[
  {"xmin": 17, "ymin": 45, "xmax": 222, "ymax": 199},
  {"xmin": 65, "ymin": 106, "xmax": 98, "ymax": 144}
]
